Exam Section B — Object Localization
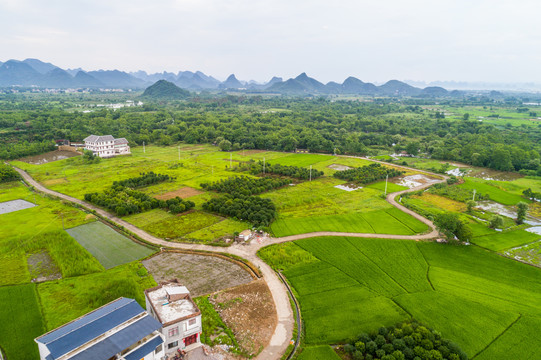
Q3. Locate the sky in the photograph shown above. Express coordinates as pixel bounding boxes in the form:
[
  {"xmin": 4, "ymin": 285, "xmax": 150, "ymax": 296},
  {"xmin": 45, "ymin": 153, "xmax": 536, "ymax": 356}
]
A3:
[{"xmin": 1, "ymin": 0, "xmax": 541, "ymax": 84}]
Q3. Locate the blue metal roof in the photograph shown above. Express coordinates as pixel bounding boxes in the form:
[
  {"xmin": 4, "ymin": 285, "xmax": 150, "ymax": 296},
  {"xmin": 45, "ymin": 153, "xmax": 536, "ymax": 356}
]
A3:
[
  {"xmin": 69, "ymin": 315, "xmax": 162, "ymax": 360},
  {"xmin": 36, "ymin": 298, "xmax": 152, "ymax": 359},
  {"xmin": 124, "ymin": 336, "xmax": 163, "ymax": 360}
]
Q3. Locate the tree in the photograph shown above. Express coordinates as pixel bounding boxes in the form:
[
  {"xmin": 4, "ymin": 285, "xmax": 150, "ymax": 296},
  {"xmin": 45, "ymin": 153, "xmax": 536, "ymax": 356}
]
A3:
[
  {"xmin": 405, "ymin": 142, "xmax": 420, "ymax": 156},
  {"xmin": 218, "ymin": 139, "xmax": 232, "ymax": 151},
  {"xmin": 434, "ymin": 213, "xmax": 471, "ymax": 242},
  {"xmin": 463, "ymin": 113, "xmax": 470, "ymax": 120},
  {"xmin": 466, "ymin": 200, "xmax": 476, "ymax": 213},
  {"xmin": 489, "ymin": 215, "xmax": 504, "ymax": 229},
  {"xmin": 516, "ymin": 202, "xmax": 528, "ymax": 224}
]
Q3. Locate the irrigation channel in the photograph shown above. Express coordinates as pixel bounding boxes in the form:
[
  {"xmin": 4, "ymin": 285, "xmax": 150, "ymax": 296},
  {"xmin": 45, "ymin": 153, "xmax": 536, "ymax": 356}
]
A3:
[{"xmin": 13, "ymin": 160, "xmax": 447, "ymax": 360}]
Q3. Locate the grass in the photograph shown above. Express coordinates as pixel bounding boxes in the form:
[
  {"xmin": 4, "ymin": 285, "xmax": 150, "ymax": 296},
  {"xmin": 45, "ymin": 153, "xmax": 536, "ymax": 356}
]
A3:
[
  {"xmin": 0, "ymin": 284, "xmax": 45, "ymax": 360},
  {"xmin": 193, "ymin": 296, "xmax": 241, "ymax": 351},
  {"xmin": 458, "ymin": 177, "xmax": 527, "ymax": 205},
  {"xmin": 66, "ymin": 222, "xmax": 155, "ymax": 269},
  {"xmin": 297, "ymin": 346, "xmax": 341, "ymax": 360},
  {"xmin": 475, "ymin": 315, "xmax": 541, "ymax": 360},
  {"xmin": 471, "ymin": 228, "xmax": 540, "ymax": 251},
  {"xmin": 261, "ymin": 237, "xmax": 541, "ymax": 358},
  {"xmin": 37, "ymin": 262, "xmax": 156, "ymax": 330},
  {"xmin": 271, "ymin": 208, "xmax": 427, "ymax": 237},
  {"xmin": 364, "ymin": 180, "xmax": 408, "ymax": 193}
]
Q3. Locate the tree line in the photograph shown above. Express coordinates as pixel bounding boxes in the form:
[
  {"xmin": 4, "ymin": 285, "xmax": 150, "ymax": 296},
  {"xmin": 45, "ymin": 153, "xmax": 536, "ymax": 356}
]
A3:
[
  {"xmin": 200, "ymin": 176, "xmax": 290, "ymax": 196},
  {"xmin": 236, "ymin": 160, "xmax": 324, "ymax": 180},
  {"xmin": 112, "ymin": 172, "xmax": 174, "ymax": 189},
  {"xmin": 202, "ymin": 194, "xmax": 276, "ymax": 227},
  {"xmin": 334, "ymin": 163, "xmax": 405, "ymax": 184},
  {"xmin": 1, "ymin": 96, "xmax": 540, "ymax": 174}
]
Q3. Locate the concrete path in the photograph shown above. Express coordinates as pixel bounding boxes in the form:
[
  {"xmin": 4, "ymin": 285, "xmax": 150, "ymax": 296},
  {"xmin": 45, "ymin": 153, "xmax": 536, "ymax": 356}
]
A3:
[{"xmin": 13, "ymin": 161, "xmax": 446, "ymax": 360}]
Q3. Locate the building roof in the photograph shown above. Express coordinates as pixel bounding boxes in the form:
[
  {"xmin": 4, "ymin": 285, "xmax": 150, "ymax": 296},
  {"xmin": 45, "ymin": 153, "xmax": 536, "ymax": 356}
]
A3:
[
  {"xmin": 145, "ymin": 281, "xmax": 200, "ymax": 326},
  {"xmin": 83, "ymin": 135, "xmax": 114, "ymax": 143},
  {"xmin": 35, "ymin": 298, "xmax": 161, "ymax": 360},
  {"xmin": 114, "ymin": 138, "xmax": 129, "ymax": 145},
  {"xmin": 124, "ymin": 335, "xmax": 163, "ymax": 360}
]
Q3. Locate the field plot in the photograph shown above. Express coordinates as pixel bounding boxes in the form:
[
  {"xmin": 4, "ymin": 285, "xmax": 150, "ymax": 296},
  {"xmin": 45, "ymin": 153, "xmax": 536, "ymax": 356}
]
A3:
[
  {"xmin": 271, "ymin": 208, "xmax": 426, "ymax": 237},
  {"xmin": 38, "ymin": 262, "xmax": 156, "ymax": 330},
  {"xmin": 269, "ymin": 153, "xmax": 330, "ymax": 167},
  {"xmin": 297, "ymin": 346, "xmax": 341, "ymax": 360},
  {"xmin": 476, "ymin": 316, "xmax": 541, "ymax": 360},
  {"xmin": 143, "ymin": 252, "xmax": 253, "ymax": 296},
  {"xmin": 505, "ymin": 239, "xmax": 541, "ymax": 266},
  {"xmin": 154, "ymin": 186, "xmax": 203, "ymax": 200},
  {"xmin": 0, "ymin": 199, "xmax": 36, "ymax": 214},
  {"xmin": 261, "ymin": 237, "xmax": 541, "ymax": 358},
  {"xmin": 0, "ymin": 284, "xmax": 45, "ymax": 360},
  {"xmin": 66, "ymin": 221, "xmax": 155, "ymax": 269},
  {"xmin": 458, "ymin": 177, "xmax": 526, "ymax": 205},
  {"xmin": 471, "ymin": 228, "xmax": 540, "ymax": 251}
]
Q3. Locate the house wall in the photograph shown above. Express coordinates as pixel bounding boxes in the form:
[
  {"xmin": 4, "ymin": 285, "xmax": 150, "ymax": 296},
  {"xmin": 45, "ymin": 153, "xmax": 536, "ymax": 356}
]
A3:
[{"xmin": 161, "ymin": 316, "xmax": 202, "ymax": 354}]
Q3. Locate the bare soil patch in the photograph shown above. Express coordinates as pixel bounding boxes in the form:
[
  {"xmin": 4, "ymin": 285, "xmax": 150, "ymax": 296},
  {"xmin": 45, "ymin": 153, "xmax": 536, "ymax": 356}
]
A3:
[
  {"xmin": 19, "ymin": 150, "xmax": 80, "ymax": 165},
  {"xmin": 28, "ymin": 251, "xmax": 61, "ymax": 282},
  {"xmin": 154, "ymin": 187, "xmax": 204, "ymax": 200},
  {"xmin": 396, "ymin": 174, "xmax": 441, "ymax": 188},
  {"xmin": 328, "ymin": 164, "xmax": 352, "ymax": 171},
  {"xmin": 210, "ymin": 279, "xmax": 277, "ymax": 357},
  {"xmin": 143, "ymin": 252, "xmax": 253, "ymax": 297}
]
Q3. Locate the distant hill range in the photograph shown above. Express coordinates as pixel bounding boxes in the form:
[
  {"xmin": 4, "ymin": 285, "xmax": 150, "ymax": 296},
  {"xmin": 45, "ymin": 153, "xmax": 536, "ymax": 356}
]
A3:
[{"xmin": 0, "ymin": 57, "xmax": 503, "ymax": 96}]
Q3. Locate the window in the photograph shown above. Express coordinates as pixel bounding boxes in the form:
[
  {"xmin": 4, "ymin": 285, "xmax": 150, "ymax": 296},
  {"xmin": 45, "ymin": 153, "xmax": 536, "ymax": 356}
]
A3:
[
  {"xmin": 155, "ymin": 344, "xmax": 163, "ymax": 354},
  {"xmin": 167, "ymin": 341, "xmax": 178, "ymax": 349},
  {"xmin": 188, "ymin": 318, "xmax": 196, "ymax": 326},
  {"xmin": 168, "ymin": 327, "xmax": 179, "ymax": 337}
]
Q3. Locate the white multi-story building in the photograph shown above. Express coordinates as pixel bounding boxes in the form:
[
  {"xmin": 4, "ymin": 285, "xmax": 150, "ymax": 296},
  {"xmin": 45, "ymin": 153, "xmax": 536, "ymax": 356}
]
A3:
[
  {"xmin": 83, "ymin": 134, "xmax": 131, "ymax": 158},
  {"xmin": 145, "ymin": 280, "xmax": 202, "ymax": 356},
  {"xmin": 34, "ymin": 297, "xmax": 165, "ymax": 360}
]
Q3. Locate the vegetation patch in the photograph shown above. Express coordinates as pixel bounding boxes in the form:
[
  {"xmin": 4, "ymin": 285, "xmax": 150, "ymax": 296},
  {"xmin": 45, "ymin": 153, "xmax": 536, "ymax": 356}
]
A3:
[
  {"xmin": 458, "ymin": 178, "xmax": 526, "ymax": 205},
  {"xmin": 37, "ymin": 262, "xmax": 155, "ymax": 330},
  {"xmin": 237, "ymin": 159, "xmax": 324, "ymax": 180},
  {"xmin": 203, "ymin": 194, "xmax": 276, "ymax": 227},
  {"xmin": 472, "ymin": 229, "xmax": 540, "ymax": 251},
  {"xmin": 27, "ymin": 251, "xmax": 62, "ymax": 282},
  {"xmin": 66, "ymin": 222, "xmax": 155, "ymax": 269},
  {"xmin": 298, "ymin": 346, "xmax": 341, "ymax": 360},
  {"xmin": 143, "ymin": 211, "xmax": 222, "ymax": 239},
  {"xmin": 342, "ymin": 320, "xmax": 467, "ymax": 360},
  {"xmin": 0, "ymin": 284, "xmax": 45, "ymax": 360},
  {"xmin": 201, "ymin": 175, "xmax": 290, "ymax": 196},
  {"xmin": 334, "ymin": 163, "xmax": 404, "ymax": 184},
  {"xmin": 0, "ymin": 163, "xmax": 20, "ymax": 183}
]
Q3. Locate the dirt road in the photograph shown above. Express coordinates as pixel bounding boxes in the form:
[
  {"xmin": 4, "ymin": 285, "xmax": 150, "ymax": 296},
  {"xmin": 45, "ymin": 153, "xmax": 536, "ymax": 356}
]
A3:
[{"xmin": 13, "ymin": 163, "xmax": 446, "ymax": 360}]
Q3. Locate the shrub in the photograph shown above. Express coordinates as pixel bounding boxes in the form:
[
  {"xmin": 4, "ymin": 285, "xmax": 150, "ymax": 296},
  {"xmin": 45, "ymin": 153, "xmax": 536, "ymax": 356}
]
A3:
[{"xmin": 334, "ymin": 163, "xmax": 405, "ymax": 184}]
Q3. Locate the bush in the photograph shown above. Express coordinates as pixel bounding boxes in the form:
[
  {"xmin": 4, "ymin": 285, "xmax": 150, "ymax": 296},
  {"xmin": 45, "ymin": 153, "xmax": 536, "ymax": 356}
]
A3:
[
  {"xmin": 201, "ymin": 175, "xmax": 290, "ymax": 196},
  {"xmin": 0, "ymin": 163, "xmax": 20, "ymax": 183},
  {"xmin": 334, "ymin": 163, "xmax": 405, "ymax": 184}
]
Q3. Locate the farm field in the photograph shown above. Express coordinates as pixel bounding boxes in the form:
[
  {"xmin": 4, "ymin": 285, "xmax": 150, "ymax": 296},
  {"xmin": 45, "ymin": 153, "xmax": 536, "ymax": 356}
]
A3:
[
  {"xmin": 458, "ymin": 177, "xmax": 527, "ymax": 205},
  {"xmin": 66, "ymin": 221, "xmax": 156, "ymax": 269},
  {"xmin": 259, "ymin": 237, "xmax": 541, "ymax": 359},
  {"xmin": 271, "ymin": 207, "xmax": 428, "ymax": 237},
  {"xmin": 37, "ymin": 262, "xmax": 156, "ymax": 330},
  {"xmin": 0, "ymin": 284, "xmax": 45, "ymax": 360},
  {"xmin": 471, "ymin": 228, "xmax": 540, "ymax": 251},
  {"xmin": 297, "ymin": 346, "xmax": 341, "ymax": 360},
  {"xmin": 12, "ymin": 145, "xmax": 434, "ymax": 243}
]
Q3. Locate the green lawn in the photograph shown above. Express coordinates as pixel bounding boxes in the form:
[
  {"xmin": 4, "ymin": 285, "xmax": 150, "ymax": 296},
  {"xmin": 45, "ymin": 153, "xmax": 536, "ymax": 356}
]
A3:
[
  {"xmin": 0, "ymin": 284, "xmax": 45, "ymax": 360},
  {"xmin": 66, "ymin": 221, "xmax": 155, "ymax": 269},
  {"xmin": 259, "ymin": 237, "xmax": 541, "ymax": 358}
]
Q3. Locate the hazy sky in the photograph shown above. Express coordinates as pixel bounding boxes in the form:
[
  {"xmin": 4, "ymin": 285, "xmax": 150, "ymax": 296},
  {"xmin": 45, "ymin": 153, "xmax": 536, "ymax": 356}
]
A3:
[{"xmin": 1, "ymin": 0, "xmax": 541, "ymax": 83}]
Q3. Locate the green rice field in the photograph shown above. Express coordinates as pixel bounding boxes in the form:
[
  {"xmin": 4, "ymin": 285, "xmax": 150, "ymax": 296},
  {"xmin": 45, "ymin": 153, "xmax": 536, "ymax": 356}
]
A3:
[
  {"xmin": 66, "ymin": 221, "xmax": 156, "ymax": 269},
  {"xmin": 458, "ymin": 177, "xmax": 527, "ymax": 205},
  {"xmin": 471, "ymin": 228, "xmax": 540, "ymax": 251},
  {"xmin": 297, "ymin": 345, "xmax": 341, "ymax": 360},
  {"xmin": 0, "ymin": 284, "xmax": 45, "ymax": 360},
  {"xmin": 259, "ymin": 237, "xmax": 541, "ymax": 359}
]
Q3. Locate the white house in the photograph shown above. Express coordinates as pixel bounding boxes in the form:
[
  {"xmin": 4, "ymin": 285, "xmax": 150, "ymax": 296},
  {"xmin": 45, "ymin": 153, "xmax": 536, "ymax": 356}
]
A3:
[
  {"xmin": 145, "ymin": 280, "xmax": 202, "ymax": 356},
  {"xmin": 83, "ymin": 134, "xmax": 131, "ymax": 158},
  {"xmin": 34, "ymin": 297, "xmax": 165, "ymax": 360}
]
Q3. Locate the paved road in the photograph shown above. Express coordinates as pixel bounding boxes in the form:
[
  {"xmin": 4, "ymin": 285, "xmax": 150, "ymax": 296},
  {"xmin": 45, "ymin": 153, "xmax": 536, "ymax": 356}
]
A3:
[{"xmin": 13, "ymin": 162, "xmax": 446, "ymax": 360}]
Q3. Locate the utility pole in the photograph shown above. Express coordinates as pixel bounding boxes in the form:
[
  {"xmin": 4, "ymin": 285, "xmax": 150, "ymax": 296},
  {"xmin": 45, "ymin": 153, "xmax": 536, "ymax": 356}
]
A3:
[
  {"xmin": 178, "ymin": 146, "xmax": 180, "ymax": 161},
  {"xmin": 473, "ymin": 189, "xmax": 476, "ymax": 201},
  {"xmin": 230, "ymin": 153, "xmax": 232, "ymax": 168},
  {"xmin": 211, "ymin": 165, "xmax": 214, "ymax": 174},
  {"xmin": 263, "ymin": 157, "xmax": 266, "ymax": 175},
  {"xmin": 143, "ymin": 141, "xmax": 146, "ymax": 154},
  {"xmin": 384, "ymin": 174, "xmax": 389, "ymax": 196},
  {"xmin": 61, "ymin": 213, "xmax": 64, "ymax": 230},
  {"xmin": 310, "ymin": 165, "xmax": 312, "ymax": 182}
]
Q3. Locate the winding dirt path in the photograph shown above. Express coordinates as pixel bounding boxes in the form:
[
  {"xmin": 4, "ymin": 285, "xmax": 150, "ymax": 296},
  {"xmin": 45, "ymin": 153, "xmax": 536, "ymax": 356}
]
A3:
[{"xmin": 13, "ymin": 162, "xmax": 446, "ymax": 360}]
